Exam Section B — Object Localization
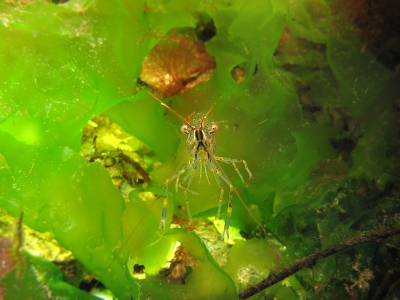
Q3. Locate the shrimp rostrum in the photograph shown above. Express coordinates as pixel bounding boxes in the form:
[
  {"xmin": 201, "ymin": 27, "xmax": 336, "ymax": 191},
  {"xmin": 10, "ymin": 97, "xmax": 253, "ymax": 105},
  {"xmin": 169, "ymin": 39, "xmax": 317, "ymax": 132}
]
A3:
[{"xmin": 159, "ymin": 107, "xmax": 252, "ymax": 239}]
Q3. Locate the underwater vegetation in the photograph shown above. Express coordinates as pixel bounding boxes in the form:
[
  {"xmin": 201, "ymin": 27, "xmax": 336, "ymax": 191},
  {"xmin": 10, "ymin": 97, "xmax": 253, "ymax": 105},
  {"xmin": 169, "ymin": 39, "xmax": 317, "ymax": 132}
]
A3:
[{"xmin": 0, "ymin": 0, "xmax": 400, "ymax": 299}]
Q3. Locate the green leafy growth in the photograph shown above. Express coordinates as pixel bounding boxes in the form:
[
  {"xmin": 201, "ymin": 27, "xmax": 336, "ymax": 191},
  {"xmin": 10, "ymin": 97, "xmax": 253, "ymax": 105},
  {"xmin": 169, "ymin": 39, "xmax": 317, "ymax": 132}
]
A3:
[
  {"xmin": 0, "ymin": 0, "xmax": 399, "ymax": 299},
  {"xmin": 2, "ymin": 251, "xmax": 96, "ymax": 300},
  {"xmin": 0, "ymin": 132, "xmax": 136, "ymax": 299},
  {"xmin": 225, "ymin": 239, "xmax": 276, "ymax": 286}
]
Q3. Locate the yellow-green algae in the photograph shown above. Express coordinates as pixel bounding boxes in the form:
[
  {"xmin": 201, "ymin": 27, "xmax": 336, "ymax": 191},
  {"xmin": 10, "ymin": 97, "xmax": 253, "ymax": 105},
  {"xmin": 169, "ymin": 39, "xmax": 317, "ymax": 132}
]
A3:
[{"xmin": 0, "ymin": 0, "xmax": 399, "ymax": 299}]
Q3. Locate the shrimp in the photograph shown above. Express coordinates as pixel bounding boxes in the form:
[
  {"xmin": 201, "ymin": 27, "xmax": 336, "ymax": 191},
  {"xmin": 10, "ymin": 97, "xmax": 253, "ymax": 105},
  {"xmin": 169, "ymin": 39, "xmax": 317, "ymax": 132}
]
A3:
[{"xmin": 158, "ymin": 106, "xmax": 253, "ymax": 239}]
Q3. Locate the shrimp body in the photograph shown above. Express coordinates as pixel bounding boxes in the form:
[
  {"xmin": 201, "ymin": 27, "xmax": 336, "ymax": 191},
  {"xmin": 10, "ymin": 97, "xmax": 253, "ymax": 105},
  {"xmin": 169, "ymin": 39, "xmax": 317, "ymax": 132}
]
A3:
[
  {"xmin": 185, "ymin": 114, "xmax": 216, "ymax": 161},
  {"xmin": 160, "ymin": 111, "xmax": 252, "ymax": 239}
]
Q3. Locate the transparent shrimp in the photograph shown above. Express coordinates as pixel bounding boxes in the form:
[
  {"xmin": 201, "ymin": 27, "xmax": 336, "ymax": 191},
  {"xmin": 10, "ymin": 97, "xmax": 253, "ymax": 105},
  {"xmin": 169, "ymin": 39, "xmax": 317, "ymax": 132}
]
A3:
[{"xmin": 158, "ymin": 108, "xmax": 252, "ymax": 239}]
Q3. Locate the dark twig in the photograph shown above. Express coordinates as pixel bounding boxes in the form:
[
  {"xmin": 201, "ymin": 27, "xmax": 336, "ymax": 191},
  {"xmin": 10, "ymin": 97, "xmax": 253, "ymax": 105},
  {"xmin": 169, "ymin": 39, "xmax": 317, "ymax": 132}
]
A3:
[{"xmin": 239, "ymin": 225, "xmax": 400, "ymax": 300}]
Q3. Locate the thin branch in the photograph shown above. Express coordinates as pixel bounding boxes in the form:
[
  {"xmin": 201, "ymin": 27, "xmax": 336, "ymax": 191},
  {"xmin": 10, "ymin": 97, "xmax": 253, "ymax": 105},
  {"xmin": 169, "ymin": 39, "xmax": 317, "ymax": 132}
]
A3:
[{"xmin": 239, "ymin": 225, "xmax": 400, "ymax": 300}]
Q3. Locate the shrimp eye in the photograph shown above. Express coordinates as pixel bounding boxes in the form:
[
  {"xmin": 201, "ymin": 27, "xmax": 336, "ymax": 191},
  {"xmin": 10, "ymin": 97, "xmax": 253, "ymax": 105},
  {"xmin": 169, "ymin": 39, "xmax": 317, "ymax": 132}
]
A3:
[
  {"xmin": 210, "ymin": 124, "xmax": 219, "ymax": 133},
  {"xmin": 181, "ymin": 125, "xmax": 189, "ymax": 134}
]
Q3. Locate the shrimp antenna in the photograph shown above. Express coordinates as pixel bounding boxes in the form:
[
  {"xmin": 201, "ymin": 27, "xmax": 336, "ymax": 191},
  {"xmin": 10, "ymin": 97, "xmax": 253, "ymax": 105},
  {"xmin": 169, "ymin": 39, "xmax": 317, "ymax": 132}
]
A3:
[
  {"xmin": 204, "ymin": 106, "xmax": 214, "ymax": 118},
  {"xmin": 136, "ymin": 81, "xmax": 196, "ymax": 130},
  {"xmin": 200, "ymin": 106, "xmax": 214, "ymax": 129}
]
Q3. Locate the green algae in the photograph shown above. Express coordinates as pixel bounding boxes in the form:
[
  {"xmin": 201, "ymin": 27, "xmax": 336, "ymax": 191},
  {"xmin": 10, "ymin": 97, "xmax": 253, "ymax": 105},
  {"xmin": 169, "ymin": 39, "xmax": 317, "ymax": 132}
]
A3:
[
  {"xmin": 0, "ymin": 0, "xmax": 399, "ymax": 299},
  {"xmin": 161, "ymin": 228, "xmax": 237, "ymax": 299},
  {"xmin": 224, "ymin": 239, "xmax": 276, "ymax": 287},
  {"xmin": 2, "ymin": 250, "xmax": 97, "ymax": 300},
  {"xmin": 0, "ymin": 131, "xmax": 137, "ymax": 298}
]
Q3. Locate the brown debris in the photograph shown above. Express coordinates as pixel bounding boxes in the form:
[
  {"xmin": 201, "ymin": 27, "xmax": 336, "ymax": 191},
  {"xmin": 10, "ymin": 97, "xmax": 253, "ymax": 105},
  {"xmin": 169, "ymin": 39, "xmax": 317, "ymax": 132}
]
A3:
[
  {"xmin": 139, "ymin": 31, "xmax": 216, "ymax": 98},
  {"xmin": 333, "ymin": 0, "xmax": 400, "ymax": 71},
  {"xmin": 161, "ymin": 245, "xmax": 199, "ymax": 285}
]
